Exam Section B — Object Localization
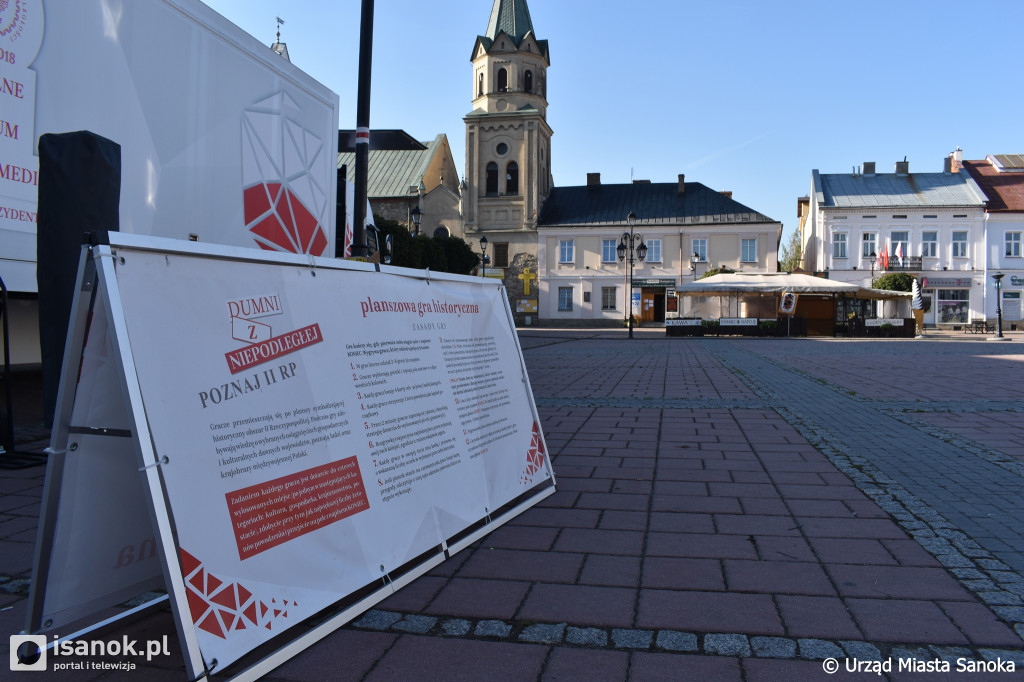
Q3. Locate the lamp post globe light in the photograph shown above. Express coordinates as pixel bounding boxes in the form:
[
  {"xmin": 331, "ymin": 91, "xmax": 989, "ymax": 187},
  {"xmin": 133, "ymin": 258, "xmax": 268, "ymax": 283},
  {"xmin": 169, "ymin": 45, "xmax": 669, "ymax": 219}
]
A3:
[
  {"xmin": 479, "ymin": 235, "xmax": 489, "ymax": 278},
  {"xmin": 616, "ymin": 211, "xmax": 647, "ymax": 339},
  {"xmin": 869, "ymin": 251, "xmax": 876, "ymax": 286},
  {"xmin": 410, "ymin": 206, "xmax": 422, "ymax": 237},
  {"xmin": 992, "ymin": 272, "xmax": 1005, "ymax": 339}
]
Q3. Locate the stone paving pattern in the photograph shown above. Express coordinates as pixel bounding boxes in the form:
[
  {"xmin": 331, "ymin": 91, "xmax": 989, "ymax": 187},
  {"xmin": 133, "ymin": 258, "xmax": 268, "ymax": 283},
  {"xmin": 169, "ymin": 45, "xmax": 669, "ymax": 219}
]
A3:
[{"xmin": 1, "ymin": 331, "xmax": 1023, "ymax": 680}]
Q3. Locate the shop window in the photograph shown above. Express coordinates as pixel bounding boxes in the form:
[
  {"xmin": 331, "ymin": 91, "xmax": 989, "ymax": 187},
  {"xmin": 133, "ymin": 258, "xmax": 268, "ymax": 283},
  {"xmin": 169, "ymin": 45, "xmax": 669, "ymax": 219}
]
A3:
[{"xmin": 937, "ymin": 289, "xmax": 969, "ymax": 323}]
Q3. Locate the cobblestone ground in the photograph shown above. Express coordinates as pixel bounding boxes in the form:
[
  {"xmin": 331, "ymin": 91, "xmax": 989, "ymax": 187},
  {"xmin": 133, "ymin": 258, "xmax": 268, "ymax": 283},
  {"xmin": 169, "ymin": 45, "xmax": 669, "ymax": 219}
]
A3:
[{"xmin": 2, "ymin": 332, "xmax": 1023, "ymax": 680}]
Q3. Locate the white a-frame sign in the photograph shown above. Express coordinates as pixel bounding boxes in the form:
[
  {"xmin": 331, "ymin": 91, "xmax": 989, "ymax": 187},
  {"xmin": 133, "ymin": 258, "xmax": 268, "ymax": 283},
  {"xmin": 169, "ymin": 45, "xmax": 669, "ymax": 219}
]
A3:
[{"xmin": 27, "ymin": 233, "xmax": 555, "ymax": 680}]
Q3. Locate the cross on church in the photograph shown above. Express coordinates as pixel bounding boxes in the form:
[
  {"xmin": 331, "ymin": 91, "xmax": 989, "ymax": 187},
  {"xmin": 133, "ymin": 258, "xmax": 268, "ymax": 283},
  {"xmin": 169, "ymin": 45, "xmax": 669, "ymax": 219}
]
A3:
[{"xmin": 518, "ymin": 268, "xmax": 536, "ymax": 295}]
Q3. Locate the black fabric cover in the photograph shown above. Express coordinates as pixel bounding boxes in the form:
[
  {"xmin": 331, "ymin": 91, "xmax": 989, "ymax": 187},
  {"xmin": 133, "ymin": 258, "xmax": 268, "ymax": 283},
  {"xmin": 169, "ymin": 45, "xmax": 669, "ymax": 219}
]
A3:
[{"xmin": 36, "ymin": 131, "xmax": 120, "ymax": 426}]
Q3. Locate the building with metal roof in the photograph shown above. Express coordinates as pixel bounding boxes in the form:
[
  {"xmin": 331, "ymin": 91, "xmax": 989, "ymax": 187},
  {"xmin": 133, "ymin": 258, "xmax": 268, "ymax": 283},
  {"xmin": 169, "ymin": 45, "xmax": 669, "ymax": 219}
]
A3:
[
  {"xmin": 802, "ymin": 154, "xmax": 992, "ymax": 329},
  {"xmin": 533, "ymin": 173, "xmax": 782, "ymax": 326},
  {"xmin": 963, "ymin": 155, "xmax": 1024, "ymax": 326},
  {"xmin": 338, "ymin": 130, "xmax": 463, "ymax": 239}
]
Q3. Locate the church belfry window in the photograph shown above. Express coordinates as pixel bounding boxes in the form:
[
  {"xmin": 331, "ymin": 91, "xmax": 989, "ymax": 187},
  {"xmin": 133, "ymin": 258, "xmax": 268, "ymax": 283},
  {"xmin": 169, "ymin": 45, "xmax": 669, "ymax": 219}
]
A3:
[
  {"xmin": 477, "ymin": 73, "xmax": 483, "ymax": 97},
  {"xmin": 485, "ymin": 162, "xmax": 498, "ymax": 195},
  {"xmin": 524, "ymin": 71, "xmax": 533, "ymax": 93},
  {"xmin": 497, "ymin": 68, "xmax": 508, "ymax": 92},
  {"xmin": 506, "ymin": 162, "xmax": 519, "ymax": 195}
]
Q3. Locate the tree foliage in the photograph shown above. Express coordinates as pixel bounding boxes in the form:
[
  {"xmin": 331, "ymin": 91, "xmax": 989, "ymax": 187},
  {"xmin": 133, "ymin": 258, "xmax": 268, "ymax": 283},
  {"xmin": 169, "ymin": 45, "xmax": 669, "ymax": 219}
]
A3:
[
  {"xmin": 873, "ymin": 272, "xmax": 914, "ymax": 292},
  {"xmin": 373, "ymin": 220, "xmax": 476, "ymax": 275},
  {"xmin": 699, "ymin": 266, "xmax": 734, "ymax": 279},
  {"xmin": 779, "ymin": 229, "xmax": 802, "ymax": 272}
]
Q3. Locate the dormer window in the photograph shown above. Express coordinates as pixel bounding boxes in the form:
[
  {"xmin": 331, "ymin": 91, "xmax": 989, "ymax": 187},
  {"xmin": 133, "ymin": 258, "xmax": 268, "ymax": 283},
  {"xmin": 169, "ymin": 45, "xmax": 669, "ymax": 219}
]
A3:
[
  {"xmin": 497, "ymin": 68, "xmax": 508, "ymax": 92},
  {"xmin": 524, "ymin": 70, "xmax": 533, "ymax": 93}
]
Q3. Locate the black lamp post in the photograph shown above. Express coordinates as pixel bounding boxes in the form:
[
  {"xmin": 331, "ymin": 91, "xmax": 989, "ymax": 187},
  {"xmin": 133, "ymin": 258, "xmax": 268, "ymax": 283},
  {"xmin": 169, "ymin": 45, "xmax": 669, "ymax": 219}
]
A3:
[
  {"xmin": 410, "ymin": 206, "xmax": 422, "ymax": 237},
  {"xmin": 993, "ymin": 272, "xmax": 1005, "ymax": 338},
  {"xmin": 616, "ymin": 211, "xmax": 647, "ymax": 339},
  {"xmin": 479, "ymin": 235, "xmax": 489, "ymax": 278},
  {"xmin": 869, "ymin": 251, "xmax": 876, "ymax": 286},
  {"xmin": 690, "ymin": 251, "xmax": 699, "ymax": 279}
]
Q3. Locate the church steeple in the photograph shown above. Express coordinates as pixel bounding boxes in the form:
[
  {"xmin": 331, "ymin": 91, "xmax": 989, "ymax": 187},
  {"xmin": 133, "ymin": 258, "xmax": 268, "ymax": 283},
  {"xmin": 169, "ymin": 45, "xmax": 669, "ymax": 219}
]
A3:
[
  {"xmin": 485, "ymin": 0, "xmax": 535, "ymax": 45},
  {"xmin": 464, "ymin": 0, "xmax": 552, "ymax": 246}
]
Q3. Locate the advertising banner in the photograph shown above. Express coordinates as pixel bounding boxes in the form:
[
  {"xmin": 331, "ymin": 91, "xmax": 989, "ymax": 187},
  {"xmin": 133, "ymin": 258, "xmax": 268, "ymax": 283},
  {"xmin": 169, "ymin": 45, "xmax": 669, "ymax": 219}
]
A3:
[
  {"xmin": 29, "ymin": 235, "xmax": 554, "ymax": 677},
  {"xmin": 1, "ymin": 0, "xmax": 339, "ymax": 292}
]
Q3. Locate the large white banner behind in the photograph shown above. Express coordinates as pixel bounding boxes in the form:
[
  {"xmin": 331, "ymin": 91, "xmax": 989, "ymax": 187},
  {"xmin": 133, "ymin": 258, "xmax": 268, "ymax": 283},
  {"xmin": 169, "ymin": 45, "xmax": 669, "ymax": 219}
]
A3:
[{"xmin": 0, "ymin": 0, "xmax": 338, "ymax": 292}]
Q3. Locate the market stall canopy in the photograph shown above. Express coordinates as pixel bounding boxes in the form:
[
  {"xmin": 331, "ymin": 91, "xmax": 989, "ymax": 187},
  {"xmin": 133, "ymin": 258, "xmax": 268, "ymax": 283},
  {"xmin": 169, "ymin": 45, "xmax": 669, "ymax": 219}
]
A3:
[{"xmin": 677, "ymin": 272, "xmax": 912, "ymax": 300}]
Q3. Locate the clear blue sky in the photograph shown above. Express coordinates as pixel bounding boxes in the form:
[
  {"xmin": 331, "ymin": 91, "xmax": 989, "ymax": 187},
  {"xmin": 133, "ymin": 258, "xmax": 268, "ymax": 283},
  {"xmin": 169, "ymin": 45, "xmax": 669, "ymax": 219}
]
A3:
[{"xmin": 203, "ymin": 0, "xmax": 1024, "ymax": 245}]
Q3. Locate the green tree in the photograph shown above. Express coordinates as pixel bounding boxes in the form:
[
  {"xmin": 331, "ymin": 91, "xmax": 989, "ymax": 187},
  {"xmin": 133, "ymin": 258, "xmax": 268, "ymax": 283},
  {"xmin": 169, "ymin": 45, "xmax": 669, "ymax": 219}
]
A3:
[
  {"xmin": 779, "ymin": 229, "xmax": 802, "ymax": 272},
  {"xmin": 699, "ymin": 266, "xmax": 734, "ymax": 279},
  {"xmin": 873, "ymin": 272, "xmax": 914, "ymax": 291},
  {"xmin": 373, "ymin": 220, "xmax": 477, "ymax": 275}
]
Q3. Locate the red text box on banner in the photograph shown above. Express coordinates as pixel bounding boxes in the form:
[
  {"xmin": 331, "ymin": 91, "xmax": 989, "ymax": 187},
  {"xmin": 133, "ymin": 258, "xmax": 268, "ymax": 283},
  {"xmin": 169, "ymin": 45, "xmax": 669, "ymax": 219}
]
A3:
[{"xmin": 225, "ymin": 457, "xmax": 369, "ymax": 560}]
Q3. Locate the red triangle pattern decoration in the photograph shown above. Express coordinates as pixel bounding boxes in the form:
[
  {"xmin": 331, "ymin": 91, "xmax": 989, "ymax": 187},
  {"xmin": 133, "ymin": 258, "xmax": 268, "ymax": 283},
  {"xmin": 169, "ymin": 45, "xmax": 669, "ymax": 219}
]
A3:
[
  {"xmin": 244, "ymin": 183, "xmax": 328, "ymax": 256},
  {"xmin": 179, "ymin": 548, "xmax": 290, "ymax": 640},
  {"xmin": 521, "ymin": 421, "xmax": 547, "ymax": 484}
]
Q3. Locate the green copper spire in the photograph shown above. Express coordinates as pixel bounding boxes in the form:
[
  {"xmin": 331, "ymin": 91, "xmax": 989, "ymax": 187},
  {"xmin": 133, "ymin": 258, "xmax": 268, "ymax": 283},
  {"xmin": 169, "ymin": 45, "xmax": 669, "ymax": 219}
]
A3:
[{"xmin": 485, "ymin": 0, "xmax": 535, "ymax": 45}]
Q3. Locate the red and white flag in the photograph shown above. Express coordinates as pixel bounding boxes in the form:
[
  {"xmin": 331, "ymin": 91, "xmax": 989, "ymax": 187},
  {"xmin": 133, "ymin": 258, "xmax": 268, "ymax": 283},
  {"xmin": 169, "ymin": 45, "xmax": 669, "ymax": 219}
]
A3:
[{"xmin": 895, "ymin": 241, "xmax": 904, "ymax": 266}]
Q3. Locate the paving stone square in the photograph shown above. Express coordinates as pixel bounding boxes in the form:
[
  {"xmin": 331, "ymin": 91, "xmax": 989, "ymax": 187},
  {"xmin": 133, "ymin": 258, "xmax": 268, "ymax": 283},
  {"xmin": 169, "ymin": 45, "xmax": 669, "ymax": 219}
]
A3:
[{"xmin": 2, "ymin": 330, "xmax": 1023, "ymax": 680}]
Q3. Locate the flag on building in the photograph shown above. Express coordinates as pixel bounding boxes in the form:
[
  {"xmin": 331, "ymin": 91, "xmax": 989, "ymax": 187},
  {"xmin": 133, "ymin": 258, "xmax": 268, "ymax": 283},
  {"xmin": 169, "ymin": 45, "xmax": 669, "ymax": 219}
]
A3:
[{"xmin": 895, "ymin": 241, "xmax": 904, "ymax": 267}]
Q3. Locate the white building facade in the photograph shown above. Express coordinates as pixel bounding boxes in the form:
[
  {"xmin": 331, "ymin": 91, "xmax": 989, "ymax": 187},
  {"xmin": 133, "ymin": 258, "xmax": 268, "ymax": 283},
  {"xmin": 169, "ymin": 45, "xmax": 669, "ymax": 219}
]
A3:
[{"xmin": 803, "ymin": 158, "xmax": 988, "ymax": 327}]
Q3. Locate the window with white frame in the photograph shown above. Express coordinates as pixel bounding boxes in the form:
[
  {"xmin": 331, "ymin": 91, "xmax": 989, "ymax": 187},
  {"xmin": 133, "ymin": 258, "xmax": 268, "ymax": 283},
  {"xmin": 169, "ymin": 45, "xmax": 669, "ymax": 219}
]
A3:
[
  {"xmin": 1006, "ymin": 232, "xmax": 1022, "ymax": 258},
  {"xmin": 741, "ymin": 238, "xmax": 757, "ymax": 263},
  {"xmin": 952, "ymin": 231, "xmax": 968, "ymax": 258},
  {"xmin": 558, "ymin": 287, "xmax": 573, "ymax": 311},
  {"xmin": 646, "ymin": 239, "xmax": 662, "ymax": 263},
  {"xmin": 891, "ymin": 231, "xmax": 909, "ymax": 260},
  {"xmin": 921, "ymin": 231, "xmax": 937, "ymax": 258},
  {"xmin": 602, "ymin": 239, "xmax": 617, "ymax": 263},
  {"xmin": 862, "ymin": 232, "xmax": 876, "ymax": 258},
  {"xmin": 693, "ymin": 238, "xmax": 707, "ymax": 262},
  {"xmin": 601, "ymin": 287, "xmax": 617, "ymax": 310},
  {"xmin": 832, "ymin": 233, "xmax": 848, "ymax": 259},
  {"xmin": 559, "ymin": 239, "xmax": 574, "ymax": 264}
]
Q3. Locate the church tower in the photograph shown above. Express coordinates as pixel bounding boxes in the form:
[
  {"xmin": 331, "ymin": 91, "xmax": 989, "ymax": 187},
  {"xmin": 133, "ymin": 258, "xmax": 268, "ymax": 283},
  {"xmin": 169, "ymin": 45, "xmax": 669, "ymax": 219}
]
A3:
[{"xmin": 464, "ymin": 0, "xmax": 552, "ymax": 273}]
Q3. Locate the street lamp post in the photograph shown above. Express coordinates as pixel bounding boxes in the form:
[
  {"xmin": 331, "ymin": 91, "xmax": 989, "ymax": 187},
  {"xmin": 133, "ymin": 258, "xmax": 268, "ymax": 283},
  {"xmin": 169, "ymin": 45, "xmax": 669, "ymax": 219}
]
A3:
[
  {"xmin": 869, "ymin": 251, "xmax": 876, "ymax": 286},
  {"xmin": 690, "ymin": 251, "xmax": 699, "ymax": 279},
  {"xmin": 479, "ymin": 235, "xmax": 489, "ymax": 278},
  {"xmin": 410, "ymin": 206, "xmax": 422, "ymax": 237},
  {"xmin": 616, "ymin": 211, "xmax": 647, "ymax": 339},
  {"xmin": 992, "ymin": 272, "xmax": 1005, "ymax": 339}
]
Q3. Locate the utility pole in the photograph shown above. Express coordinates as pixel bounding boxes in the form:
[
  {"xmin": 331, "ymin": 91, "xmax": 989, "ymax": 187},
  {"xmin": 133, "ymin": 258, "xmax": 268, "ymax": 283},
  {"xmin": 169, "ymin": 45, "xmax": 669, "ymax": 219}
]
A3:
[{"xmin": 351, "ymin": 0, "xmax": 374, "ymax": 259}]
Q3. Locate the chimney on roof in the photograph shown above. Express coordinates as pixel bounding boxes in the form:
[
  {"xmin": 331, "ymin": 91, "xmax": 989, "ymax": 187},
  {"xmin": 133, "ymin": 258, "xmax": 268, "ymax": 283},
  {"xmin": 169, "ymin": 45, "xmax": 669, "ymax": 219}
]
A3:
[
  {"xmin": 946, "ymin": 148, "xmax": 963, "ymax": 173},
  {"xmin": 719, "ymin": 190, "xmax": 733, "ymax": 199},
  {"xmin": 863, "ymin": 161, "xmax": 876, "ymax": 176},
  {"xmin": 895, "ymin": 158, "xmax": 909, "ymax": 175},
  {"xmin": 678, "ymin": 174, "xmax": 686, "ymax": 195},
  {"xmin": 587, "ymin": 172, "xmax": 601, "ymax": 186}
]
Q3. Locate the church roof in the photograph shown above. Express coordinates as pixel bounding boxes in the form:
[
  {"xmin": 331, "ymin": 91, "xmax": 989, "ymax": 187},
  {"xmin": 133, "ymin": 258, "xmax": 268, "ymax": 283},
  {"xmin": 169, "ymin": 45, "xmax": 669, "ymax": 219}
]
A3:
[
  {"xmin": 337, "ymin": 134, "xmax": 446, "ymax": 199},
  {"xmin": 485, "ymin": 0, "xmax": 535, "ymax": 45},
  {"xmin": 538, "ymin": 182, "xmax": 777, "ymax": 227}
]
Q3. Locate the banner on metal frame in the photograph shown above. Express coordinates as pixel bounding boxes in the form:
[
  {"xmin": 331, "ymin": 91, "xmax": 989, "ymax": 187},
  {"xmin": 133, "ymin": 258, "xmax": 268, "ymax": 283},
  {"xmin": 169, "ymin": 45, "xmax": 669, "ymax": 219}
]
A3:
[{"xmin": 27, "ymin": 234, "xmax": 555, "ymax": 678}]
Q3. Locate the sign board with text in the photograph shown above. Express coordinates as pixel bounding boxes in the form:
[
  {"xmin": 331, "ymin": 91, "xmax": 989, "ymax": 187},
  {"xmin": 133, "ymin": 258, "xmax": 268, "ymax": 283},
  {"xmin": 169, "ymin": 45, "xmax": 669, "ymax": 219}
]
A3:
[
  {"xmin": 1, "ymin": 0, "xmax": 338, "ymax": 293},
  {"xmin": 27, "ymin": 234, "xmax": 555, "ymax": 680}
]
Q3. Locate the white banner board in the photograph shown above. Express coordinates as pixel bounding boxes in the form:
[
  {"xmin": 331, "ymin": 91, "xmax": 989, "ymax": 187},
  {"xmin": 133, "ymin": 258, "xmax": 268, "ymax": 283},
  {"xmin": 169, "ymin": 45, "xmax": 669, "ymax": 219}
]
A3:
[
  {"xmin": 28, "ymin": 235, "xmax": 555, "ymax": 678},
  {"xmin": 1, "ymin": 0, "xmax": 339, "ymax": 292}
]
